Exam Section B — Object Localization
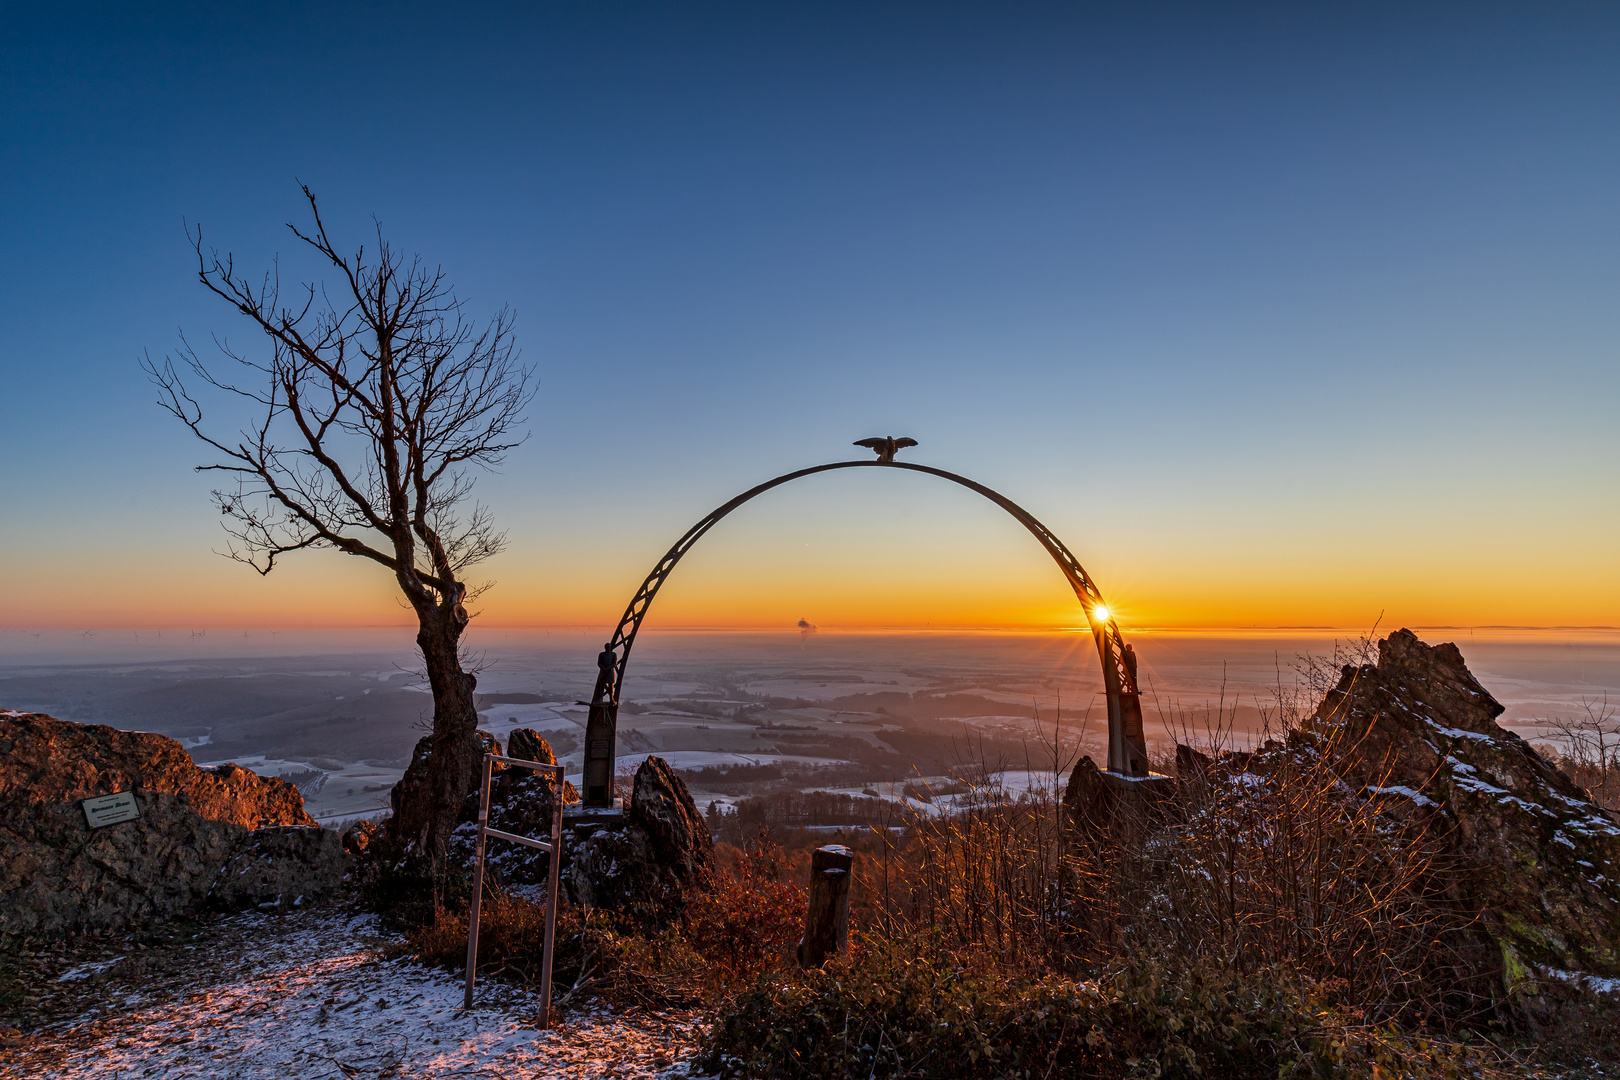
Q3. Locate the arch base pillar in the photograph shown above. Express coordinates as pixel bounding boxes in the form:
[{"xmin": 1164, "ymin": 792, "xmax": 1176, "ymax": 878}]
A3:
[{"xmin": 583, "ymin": 701, "xmax": 619, "ymax": 807}]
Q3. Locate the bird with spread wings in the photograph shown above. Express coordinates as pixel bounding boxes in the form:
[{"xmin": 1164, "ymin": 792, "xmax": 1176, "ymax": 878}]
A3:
[{"xmin": 854, "ymin": 436, "xmax": 918, "ymax": 463}]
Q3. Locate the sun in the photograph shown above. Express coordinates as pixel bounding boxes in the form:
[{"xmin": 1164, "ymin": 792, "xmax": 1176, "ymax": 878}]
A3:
[{"xmin": 1091, "ymin": 604, "xmax": 1110, "ymax": 623}]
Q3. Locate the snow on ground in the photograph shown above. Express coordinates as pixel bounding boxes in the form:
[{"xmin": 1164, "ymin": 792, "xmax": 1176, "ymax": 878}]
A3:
[
  {"xmin": 986, "ymin": 769, "xmax": 1068, "ymax": 797},
  {"xmin": 5, "ymin": 909, "xmax": 712, "ymax": 1080},
  {"xmin": 612, "ymin": 750, "xmax": 847, "ymax": 771},
  {"xmin": 194, "ymin": 754, "xmax": 403, "ymax": 826},
  {"xmin": 478, "ymin": 705, "xmax": 585, "ymax": 746}
]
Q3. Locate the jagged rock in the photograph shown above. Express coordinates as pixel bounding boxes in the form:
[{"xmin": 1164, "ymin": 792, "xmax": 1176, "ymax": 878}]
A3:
[
  {"xmin": 388, "ymin": 728, "xmax": 499, "ymax": 853},
  {"xmin": 506, "ymin": 728, "xmax": 551, "ymax": 764},
  {"xmin": 207, "ymin": 825, "xmax": 346, "ymax": 911},
  {"xmin": 1065, "ymin": 630, "xmax": 1620, "ymax": 1000},
  {"xmin": 1312, "ymin": 629, "xmax": 1620, "ymax": 991},
  {"xmin": 629, "ymin": 756, "xmax": 710, "ymax": 881},
  {"xmin": 0, "ymin": 714, "xmax": 313, "ymax": 828},
  {"xmin": 1062, "ymin": 756, "xmax": 1113, "ymax": 835},
  {"xmin": 445, "ymin": 730, "xmax": 579, "ymax": 887},
  {"xmin": 341, "ymin": 819, "xmax": 382, "ymax": 856},
  {"xmin": 1174, "ymin": 743, "xmax": 1212, "ymax": 780},
  {"xmin": 1171, "ymin": 744, "xmax": 1258, "ymax": 788},
  {"xmin": 504, "ymin": 728, "xmax": 581, "ymax": 805},
  {"xmin": 565, "ymin": 825, "xmax": 672, "ymax": 918},
  {"xmin": 564, "ymin": 755, "xmax": 713, "ymax": 924},
  {"xmin": 1063, "ymin": 755, "xmax": 1174, "ymax": 839},
  {"xmin": 0, "ymin": 713, "xmax": 336, "ymax": 935}
]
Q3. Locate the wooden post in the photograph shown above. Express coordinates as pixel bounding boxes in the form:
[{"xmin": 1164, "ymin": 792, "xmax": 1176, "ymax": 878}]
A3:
[{"xmin": 797, "ymin": 844, "xmax": 854, "ymax": 968}]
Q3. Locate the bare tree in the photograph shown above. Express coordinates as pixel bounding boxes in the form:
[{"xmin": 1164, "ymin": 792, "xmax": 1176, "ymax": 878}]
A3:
[
  {"xmin": 1544, "ymin": 697, "xmax": 1620, "ymax": 813},
  {"xmin": 144, "ymin": 185, "xmax": 534, "ymax": 868}
]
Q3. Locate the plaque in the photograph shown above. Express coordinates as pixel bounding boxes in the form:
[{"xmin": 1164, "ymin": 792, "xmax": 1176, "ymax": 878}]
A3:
[{"xmin": 82, "ymin": 791, "xmax": 140, "ymax": 828}]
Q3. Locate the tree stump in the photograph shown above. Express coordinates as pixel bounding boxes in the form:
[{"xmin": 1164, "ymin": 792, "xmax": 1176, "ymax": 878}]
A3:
[{"xmin": 797, "ymin": 844, "xmax": 854, "ymax": 968}]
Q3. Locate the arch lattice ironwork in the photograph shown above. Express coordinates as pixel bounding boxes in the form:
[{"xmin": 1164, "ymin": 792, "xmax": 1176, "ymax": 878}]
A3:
[{"xmin": 580, "ymin": 459, "xmax": 1150, "ymax": 805}]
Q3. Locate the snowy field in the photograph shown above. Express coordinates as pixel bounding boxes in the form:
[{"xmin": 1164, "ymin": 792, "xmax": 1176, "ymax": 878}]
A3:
[
  {"xmin": 5, "ymin": 910, "xmax": 712, "ymax": 1080},
  {"xmin": 7, "ymin": 627, "xmax": 1619, "ymax": 827}
]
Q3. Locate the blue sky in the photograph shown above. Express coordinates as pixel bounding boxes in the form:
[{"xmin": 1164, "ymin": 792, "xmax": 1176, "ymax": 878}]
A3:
[{"xmin": 1, "ymin": 2, "xmax": 1616, "ymax": 629}]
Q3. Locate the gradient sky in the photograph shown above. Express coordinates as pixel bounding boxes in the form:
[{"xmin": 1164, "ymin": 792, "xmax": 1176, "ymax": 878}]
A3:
[{"xmin": 1, "ymin": 2, "xmax": 1616, "ymax": 632}]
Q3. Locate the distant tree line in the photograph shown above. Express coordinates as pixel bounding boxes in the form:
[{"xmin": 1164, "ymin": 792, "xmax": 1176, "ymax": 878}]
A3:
[{"xmin": 706, "ymin": 790, "xmax": 909, "ymax": 842}]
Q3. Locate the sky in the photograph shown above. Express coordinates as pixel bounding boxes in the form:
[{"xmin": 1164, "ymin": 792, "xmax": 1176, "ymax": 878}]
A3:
[{"xmin": 0, "ymin": 2, "xmax": 1616, "ymax": 633}]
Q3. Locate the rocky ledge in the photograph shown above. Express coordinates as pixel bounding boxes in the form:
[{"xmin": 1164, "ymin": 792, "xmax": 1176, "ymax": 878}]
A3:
[
  {"xmin": 1072, "ymin": 630, "xmax": 1620, "ymax": 1000},
  {"xmin": 438, "ymin": 732, "xmax": 713, "ymax": 927},
  {"xmin": 1317, "ymin": 629, "xmax": 1620, "ymax": 990},
  {"xmin": 0, "ymin": 713, "xmax": 343, "ymax": 937}
]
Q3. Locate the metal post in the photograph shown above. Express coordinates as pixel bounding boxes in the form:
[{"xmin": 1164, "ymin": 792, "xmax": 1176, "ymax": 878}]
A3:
[
  {"xmin": 463, "ymin": 754, "xmax": 495, "ymax": 1009},
  {"xmin": 461, "ymin": 753, "xmax": 567, "ymax": 1027},
  {"xmin": 1097, "ymin": 627, "xmax": 1127, "ymax": 775},
  {"xmin": 538, "ymin": 754, "xmax": 565, "ymax": 1027}
]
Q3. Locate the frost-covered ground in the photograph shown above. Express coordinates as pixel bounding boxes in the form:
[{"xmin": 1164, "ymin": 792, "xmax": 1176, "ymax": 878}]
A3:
[{"xmin": 3, "ymin": 909, "xmax": 711, "ymax": 1080}]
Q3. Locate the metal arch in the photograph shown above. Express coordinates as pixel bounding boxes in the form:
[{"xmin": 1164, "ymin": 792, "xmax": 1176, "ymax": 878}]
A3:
[{"xmin": 581, "ymin": 459, "xmax": 1153, "ymax": 802}]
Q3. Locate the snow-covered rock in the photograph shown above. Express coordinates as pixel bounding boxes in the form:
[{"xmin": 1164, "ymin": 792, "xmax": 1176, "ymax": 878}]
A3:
[
  {"xmin": 1312, "ymin": 629, "xmax": 1620, "ymax": 992},
  {"xmin": 566, "ymin": 756, "xmax": 713, "ymax": 925}
]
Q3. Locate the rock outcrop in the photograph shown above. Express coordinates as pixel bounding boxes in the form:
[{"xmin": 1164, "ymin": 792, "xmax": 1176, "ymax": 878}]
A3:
[
  {"xmin": 433, "ymin": 738, "xmax": 710, "ymax": 921},
  {"xmin": 565, "ymin": 756, "xmax": 713, "ymax": 924},
  {"xmin": 1067, "ymin": 630, "xmax": 1620, "ymax": 1000},
  {"xmin": 389, "ymin": 729, "xmax": 500, "ymax": 853},
  {"xmin": 629, "ymin": 756, "xmax": 710, "ymax": 881},
  {"xmin": 445, "ymin": 729, "xmax": 579, "ymax": 887},
  {"xmin": 1312, "ymin": 630, "xmax": 1620, "ymax": 990},
  {"xmin": 0, "ymin": 713, "xmax": 342, "ymax": 936},
  {"xmin": 1063, "ymin": 756, "xmax": 1175, "ymax": 839},
  {"xmin": 207, "ymin": 825, "xmax": 346, "ymax": 911}
]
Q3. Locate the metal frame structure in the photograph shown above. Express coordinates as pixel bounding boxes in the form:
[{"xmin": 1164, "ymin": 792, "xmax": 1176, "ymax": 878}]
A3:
[
  {"xmin": 582, "ymin": 458, "xmax": 1151, "ymax": 806},
  {"xmin": 463, "ymin": 753, "xmax": 566, "ymax": 1023}
]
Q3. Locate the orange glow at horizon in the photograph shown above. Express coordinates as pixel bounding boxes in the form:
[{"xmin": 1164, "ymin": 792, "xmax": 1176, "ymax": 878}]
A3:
[
  {"xmin": 9, "ymin": 544, "xmax": 1618, "ymax": 632},
  {"xmin": 6, "ymin": 470, "xmax": 1617, "ymax": 633}
]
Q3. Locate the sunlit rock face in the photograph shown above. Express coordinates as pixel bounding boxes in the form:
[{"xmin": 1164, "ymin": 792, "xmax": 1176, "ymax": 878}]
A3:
[
  {"xmin": 0, "ymin": 713, "xmax": 341, "ymax": 935},
  {"xmin": 1317, "ymin": 630, "xmax": 1620, "ymax": 989}
]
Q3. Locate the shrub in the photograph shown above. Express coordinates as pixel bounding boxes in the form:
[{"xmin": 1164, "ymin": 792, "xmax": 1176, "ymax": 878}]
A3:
[
  {"xmin": 699, "ymin": 947, "xmax": 1509, "ymax": 1080},
  {"xmin": 683, "ymin": 834, "xmax": 807, "ymax": 991},
  {"xmin": 401, "ymin": 831, "xmax": 808, "ymax": 1008}
]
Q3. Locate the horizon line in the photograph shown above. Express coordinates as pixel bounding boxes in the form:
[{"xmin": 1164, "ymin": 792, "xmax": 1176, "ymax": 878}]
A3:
[{"xmin": 3, "ymin": 622, "xmax": 1618, "ymax": 634}]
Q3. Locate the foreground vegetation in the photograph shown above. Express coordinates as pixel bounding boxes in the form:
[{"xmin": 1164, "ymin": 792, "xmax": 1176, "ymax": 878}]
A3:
[
  {"xmin": 392, "ymin": 649, "xmax": 1619, "ymax": 1078},
  {"xmin": 398, "ymin": 813, "xmax": 1615, "ymax": 1078}
]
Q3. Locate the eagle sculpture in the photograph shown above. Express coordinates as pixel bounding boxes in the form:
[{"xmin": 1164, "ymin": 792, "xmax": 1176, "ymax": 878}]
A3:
[{"xmin": 854, "ymin": 435, "xmax": 918, "ymax": 463}]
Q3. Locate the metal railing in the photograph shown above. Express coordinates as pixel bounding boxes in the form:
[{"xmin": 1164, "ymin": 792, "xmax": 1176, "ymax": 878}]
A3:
[{"xmin": 463, "ymin": 753, "xmax": 566, "ymax": 1025}]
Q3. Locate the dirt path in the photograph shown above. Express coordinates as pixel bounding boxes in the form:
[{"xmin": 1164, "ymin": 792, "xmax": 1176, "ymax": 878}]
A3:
[{"xmin": 0, "ymin": 909, "xmax": 711, "ymax": 1079}]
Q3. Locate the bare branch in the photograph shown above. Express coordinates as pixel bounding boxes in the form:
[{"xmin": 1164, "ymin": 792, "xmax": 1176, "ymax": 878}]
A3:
[{"xmin": 147, "ymin": 191, "xmax": 533, "ymax": 614}]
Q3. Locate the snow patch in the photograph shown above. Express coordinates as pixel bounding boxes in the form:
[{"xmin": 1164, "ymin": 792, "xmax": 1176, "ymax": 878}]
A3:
[
  {"xmin": 57, "ymin": 959, "xmax": 120, "ymax": 983},
  {"xmin": 1366, "ymin": 784, "xmax": 1436, "ymax": 808},
  {"xmin": 1543, "ymin": 967, "xmax": 1620, "ymax": 996},
  {"xmin": 25, "ymin": 910, "xmax": 707, "ymax": 1079},
  {"xmin": 1423, "ymin": 718, "xmax": 1495, "ymax": 742}
]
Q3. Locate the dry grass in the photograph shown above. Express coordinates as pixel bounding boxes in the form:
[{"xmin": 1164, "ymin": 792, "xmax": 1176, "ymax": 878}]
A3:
[
  {"xmin": 403, "ymin": 832, "xmax": 807, "ymax": 1009},
  {"xmin": 1539, "ymin": 697, "xmax": 1620, "ymax": 814},
  {"xmin": 395, "ymin": 638, "xmax": 1616, "ymax": 1075},
  {"xmin": 849, "ymin": 647, "xmax": 1483, "ymax": 1027}
]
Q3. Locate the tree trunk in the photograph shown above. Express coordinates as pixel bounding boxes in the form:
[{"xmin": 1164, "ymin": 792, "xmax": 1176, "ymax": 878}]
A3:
[{"xmin": 390, "ymin": 602, "xmax": 483, "ymax": 865}]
